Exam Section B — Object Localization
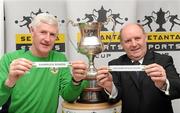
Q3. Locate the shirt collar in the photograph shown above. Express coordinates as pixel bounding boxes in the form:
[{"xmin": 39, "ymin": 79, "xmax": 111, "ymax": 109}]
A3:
[{"xmin": 132, "ymin": 58, "xmax": 144, "ymax": 64}]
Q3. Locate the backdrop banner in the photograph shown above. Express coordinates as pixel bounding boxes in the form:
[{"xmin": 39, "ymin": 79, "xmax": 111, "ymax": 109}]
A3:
[
  {"xmin": 3, "ymin": 0, "xmax": 180, "ymax": 112},
  {"xmin": 0, "ymin": 0, "xmax": 4, "ymax": 58},
  {"xmin": 0, "ymin": 0, "xmax": 4, "ymax": 109}
]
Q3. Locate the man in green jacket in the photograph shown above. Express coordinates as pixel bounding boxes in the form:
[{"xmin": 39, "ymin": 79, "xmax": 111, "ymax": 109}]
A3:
[{"xmin": 0, "ymin": 13, "xmax": 88, "ymax": 113}]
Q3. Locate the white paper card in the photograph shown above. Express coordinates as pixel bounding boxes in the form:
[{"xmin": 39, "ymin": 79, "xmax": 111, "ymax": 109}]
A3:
[
  {"xmin": 33, "ymin": 62, "xmax": 70, "ymax": 68},
  {"xmin": 109, "ymin": 65, "xmax": 146, "ymax": 72}
]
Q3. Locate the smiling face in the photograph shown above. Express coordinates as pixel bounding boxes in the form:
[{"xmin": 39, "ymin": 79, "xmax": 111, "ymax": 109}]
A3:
[
  {"xmin": 30, "ymin": 22, "xmax": 58, "ymax": 57},
  {"xmin": 120, "ymin": 23, "xmax": 147, "ymax": 61}
]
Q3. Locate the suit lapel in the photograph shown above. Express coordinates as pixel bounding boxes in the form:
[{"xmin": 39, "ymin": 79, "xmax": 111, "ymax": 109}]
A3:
[{"xmin": 142, "ymin": 50, "xmax": 155, "ymax": 65}]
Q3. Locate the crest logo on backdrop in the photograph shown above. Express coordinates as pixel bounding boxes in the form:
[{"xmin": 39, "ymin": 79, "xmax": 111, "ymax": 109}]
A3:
[
  {"xmin": 138, "ymin": 8, "xmax": 180, "ymax": 32},
  {"xmin": 79, "ymin": 6, "xmax": 128, "ymax": 31},
  {"xmin": 138, "ymin": 8, "xmax": 180, "ymax": 52}
]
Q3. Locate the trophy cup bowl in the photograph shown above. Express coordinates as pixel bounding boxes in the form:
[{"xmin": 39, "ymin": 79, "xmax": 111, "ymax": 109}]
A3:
[
  {"xmin": 78, "ymin": 22, "xmax": 108, "ymax": 103},
  {"xmin": 78, "ymin": 22, "xmax": 103, "ymax": 55},
  {"xmin": 68, "ymin": 21, "xmax": 113, "ymax": 103}
]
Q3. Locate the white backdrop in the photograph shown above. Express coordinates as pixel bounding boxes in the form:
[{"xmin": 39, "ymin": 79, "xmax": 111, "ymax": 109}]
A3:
[
  {"xmin": 0, "ymin": 0, "xmax": 3, "ymax": 110},
  {"xmin": 0, "ymin": 0, "xmax": 4, "ymax": 58},
  {"xmin": 1, "ymin": 0, "xmax": 180, "ymax": 113}
]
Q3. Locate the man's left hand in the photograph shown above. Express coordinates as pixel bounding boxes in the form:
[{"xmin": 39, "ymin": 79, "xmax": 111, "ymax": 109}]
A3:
[{"xmin": 145, "ymin": 63, "xmax": 167, "ymax": 90}]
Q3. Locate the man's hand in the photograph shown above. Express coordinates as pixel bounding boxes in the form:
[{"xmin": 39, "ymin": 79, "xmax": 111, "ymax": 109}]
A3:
[
  {"xmin": 144, "ymin": 63, "xmax": 167, "ymax": 90},
  {"xmin": 5, "ymin": 58, "xmax": 32, "ymax": 87},
  {"xmin": 97, "ymin": 67, "xmax": 113, "ymax": 94},
  {"xmin": 71, "ymin": 60, "xmax": 87, "ymax": 83}
]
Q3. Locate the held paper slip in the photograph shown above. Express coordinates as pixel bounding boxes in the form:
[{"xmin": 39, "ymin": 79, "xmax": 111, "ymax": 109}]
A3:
[
  {"xmin": 32, "ymin": 62, "xmax": 70, "ymax": 68},
  {"xmin": 109, "ymin": 65, "xmax": 146, "ymax": 71}
]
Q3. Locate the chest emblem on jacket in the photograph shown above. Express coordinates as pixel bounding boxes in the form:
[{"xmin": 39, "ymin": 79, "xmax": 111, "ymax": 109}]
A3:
[{"xmin": 50, "ymin": 67, "xmax": 59, "ymax": 74}]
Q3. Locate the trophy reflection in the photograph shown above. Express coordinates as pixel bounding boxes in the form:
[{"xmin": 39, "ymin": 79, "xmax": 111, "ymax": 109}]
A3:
[{"xmin": 68, "ymin": 21, "xmax": 110, "ymax": 103}]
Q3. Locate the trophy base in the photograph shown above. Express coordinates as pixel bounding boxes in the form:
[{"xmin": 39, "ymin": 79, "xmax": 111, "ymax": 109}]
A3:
[{"xmin": 77, "ymin": 87, "xmax": 108, "ymax": 103}]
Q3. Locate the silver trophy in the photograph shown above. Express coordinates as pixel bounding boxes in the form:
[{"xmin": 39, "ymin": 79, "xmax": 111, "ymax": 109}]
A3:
[{"xmin": 68, "ymin": 19, "xmax": 114, "ymax": 103}]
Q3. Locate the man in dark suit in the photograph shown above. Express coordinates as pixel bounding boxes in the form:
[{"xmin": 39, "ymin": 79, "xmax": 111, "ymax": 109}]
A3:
[{"xmin": 96, "ymin": 23, "xmax": 180, "ymax": 113}]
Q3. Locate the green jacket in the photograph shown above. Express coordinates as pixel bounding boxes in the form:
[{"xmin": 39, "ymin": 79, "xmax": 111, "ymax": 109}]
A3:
[{"xmin": 0, "ymin": 49, "xmax": 87, "ymax": 113}]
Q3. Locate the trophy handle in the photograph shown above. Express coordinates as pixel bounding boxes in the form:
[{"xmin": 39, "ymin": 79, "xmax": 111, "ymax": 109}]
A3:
[
  {"xmin": 67, "ymin": 20, "xmax": 79, "ymax": 27},
  {"xmin": 67, "ymin": 20, "xmax": 79, "ymax": 52}
]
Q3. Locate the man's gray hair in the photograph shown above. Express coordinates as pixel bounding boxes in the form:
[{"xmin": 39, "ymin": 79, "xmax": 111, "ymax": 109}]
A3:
[{"xmin": 30, "ymin": 13, "xmax": 59, "ymax": 29}]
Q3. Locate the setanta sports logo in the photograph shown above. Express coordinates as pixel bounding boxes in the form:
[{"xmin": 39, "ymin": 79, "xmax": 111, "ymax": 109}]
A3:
[
  {"xmin": 14, "ymin": 7, "xmax": 180, "ymax": 53},
  {"xmin": 14, "ymin": 8, "xmax": 65, "ymax": 52},
  {"xmin": 75, "ymin": 6, "xmax": 180, "ymax": 52}
]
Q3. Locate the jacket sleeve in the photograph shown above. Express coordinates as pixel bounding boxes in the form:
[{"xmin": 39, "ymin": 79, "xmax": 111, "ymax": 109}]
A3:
[
  {"xmin": 108, "ymin": 59, "xmax": 122, "ymax": 103},
  {"xmin": 163, "ymin": 55, "xmax": 180, "ymax": 99},
  {"xmin": 0, "ymin": 54, "xmax": 13, "ymax": 106},
  {"xmin": 58, "ymin": 55, "xmax": 88, "ymax": 102},
  {"xmin": 59, "ymin": 66, "xmax": 88, "ymax": 102}
]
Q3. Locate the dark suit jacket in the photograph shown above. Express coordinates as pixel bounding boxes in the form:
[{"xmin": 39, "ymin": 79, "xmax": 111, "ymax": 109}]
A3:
[{"xmin": 108, "ymin": 50, "xmax": 180, "ymax": 113}]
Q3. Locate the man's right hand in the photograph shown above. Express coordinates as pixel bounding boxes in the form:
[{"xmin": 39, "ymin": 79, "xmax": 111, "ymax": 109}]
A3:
[
  {"xmin": 5, "ymin": 58, "xmax": 32, "ymax": 87},
  {"xmin": 71, "ymin": 60, "xmax": 87, "ymax": 83},
  {"xmin": 97, "ymin": 67, "xmax": 113, "ymax": 94}
]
